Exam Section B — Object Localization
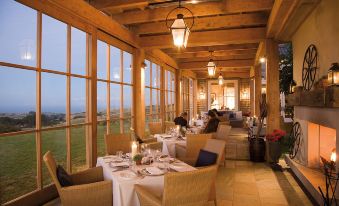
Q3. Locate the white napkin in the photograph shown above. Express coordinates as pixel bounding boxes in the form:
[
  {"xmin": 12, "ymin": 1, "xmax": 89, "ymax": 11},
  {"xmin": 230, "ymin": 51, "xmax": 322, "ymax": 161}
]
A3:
[
  {"xmin": 145, "ymin": 167, "xmax": 164, "ymax": 175},
  {"xmin": 109, "ymin": 162, "xmax": 129, "ymax": 168},
  {"xmin": 161, "ymin": 134, "xmax": 173, "ymax": 139}
]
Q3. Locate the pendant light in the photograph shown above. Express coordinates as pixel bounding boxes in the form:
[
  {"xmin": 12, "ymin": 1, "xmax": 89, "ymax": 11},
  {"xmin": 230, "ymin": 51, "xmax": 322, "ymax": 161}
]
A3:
[
  {"xmin": 218, "ymin": 72, "xmax": 224, "ymax": 85},
  {"xmin": 207, "ymin": 51, "xmax": 216, "ymax": 77},
  {"xmin": 166, "ymin": 0, "xmax": 194, "ymax": 48}
]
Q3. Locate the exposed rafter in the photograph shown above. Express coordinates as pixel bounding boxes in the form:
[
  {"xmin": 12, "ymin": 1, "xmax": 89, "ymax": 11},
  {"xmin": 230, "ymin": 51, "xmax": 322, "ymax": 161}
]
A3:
[
  {"xmin": 172, "ymin": 49, "xmax": 257, "ymax": 59},
  {"xmin": 179, "ymin": 59, "xmax": 254, "ymax": 70}
]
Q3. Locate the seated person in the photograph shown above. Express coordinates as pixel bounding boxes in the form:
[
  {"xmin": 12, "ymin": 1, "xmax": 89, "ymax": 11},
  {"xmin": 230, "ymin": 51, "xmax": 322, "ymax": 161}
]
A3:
[
  {"xmin": 211, "ymin": 108, "xmax": 222, "ymax": 117},
  {"xmin": 174, "ymin": 112, "xmax": 188, "ymax": 128},
  {"xmin": 203, "ymin": 110, "xmax": 220, "ymax": 133}
]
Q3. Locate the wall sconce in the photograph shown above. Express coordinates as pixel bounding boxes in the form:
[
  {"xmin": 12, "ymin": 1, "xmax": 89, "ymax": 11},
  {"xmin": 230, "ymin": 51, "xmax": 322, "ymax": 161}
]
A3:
[
  {"xmin": 289, "ymin": 80, "xmax": 297, "ymax": 94},
  {"xmin": 199, "ymin": 87, "xmax": 205, "ymax": 99},
  {"xmin": 240, "ymin": 89, "xmax": 249, "ymax": 100},
  {"xmin": 261, "ymin": 87, "xmax": 266, "ymax": 94},
  {"xmin": 259, "ymin": 56, "xmax": 266, "ymax": 63},
  {"xmin": 328, "ymin": 63, "xmax": 339, "ymax": 86}
]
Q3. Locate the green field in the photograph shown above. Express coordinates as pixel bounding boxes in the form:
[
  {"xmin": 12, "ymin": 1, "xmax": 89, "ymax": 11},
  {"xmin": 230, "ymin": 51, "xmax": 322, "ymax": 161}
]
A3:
[{"xmin": 0, "ymin": 124, "xmax": 110, "ymax": 204}]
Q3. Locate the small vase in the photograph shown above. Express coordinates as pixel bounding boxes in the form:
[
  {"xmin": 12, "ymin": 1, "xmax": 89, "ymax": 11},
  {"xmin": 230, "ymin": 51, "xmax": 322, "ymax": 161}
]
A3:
[
  {"xmin": 135, "ymin": 160, "xmax": 142, "ymax": 165},
  {"xmin": 268, "ymin": 141, "xmax": 282, "ymax": 163}
]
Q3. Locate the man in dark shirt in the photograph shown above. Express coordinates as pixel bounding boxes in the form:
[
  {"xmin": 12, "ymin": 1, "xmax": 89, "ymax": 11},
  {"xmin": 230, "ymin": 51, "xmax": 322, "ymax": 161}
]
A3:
[
  {"xmin": 203, "ymin": 110, "xmax": 220, "ymax": 133},
  {"xmin": 174, "ymin": 112, "xmax": 188, "ymax": 128}
]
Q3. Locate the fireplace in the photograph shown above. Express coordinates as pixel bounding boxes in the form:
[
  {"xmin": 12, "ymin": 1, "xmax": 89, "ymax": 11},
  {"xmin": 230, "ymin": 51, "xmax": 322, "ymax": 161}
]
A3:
[{"xmin": 285, "ymin": 106, "xmax": 339, "ymax": 205}]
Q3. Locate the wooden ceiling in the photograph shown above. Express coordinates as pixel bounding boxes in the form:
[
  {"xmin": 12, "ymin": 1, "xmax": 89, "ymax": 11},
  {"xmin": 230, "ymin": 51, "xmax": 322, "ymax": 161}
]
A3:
[{"xmin": 87, "ymin": 0, "xmax": 319, "ymax": 78}]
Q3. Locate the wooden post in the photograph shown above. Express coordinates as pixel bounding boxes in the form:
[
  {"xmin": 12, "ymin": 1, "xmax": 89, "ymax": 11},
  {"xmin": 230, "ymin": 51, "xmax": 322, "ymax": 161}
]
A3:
[
  {"xmin": 133, "ymin": 48, "xmax": 146, "ymax": 138},
  {"xmin": 265, "ymin": 39, "xmax": 280, "ymax": 134},
  {"xmin": 254, "ymin": 64, "xmax": 262, "ymax": 117},
  {"xmin": 175, "ymin": 69, "xmax": 182, "ymax": 116},
  {"xmin": 250, "ymin": 77, "xmax": 255, "ymax": 117}
]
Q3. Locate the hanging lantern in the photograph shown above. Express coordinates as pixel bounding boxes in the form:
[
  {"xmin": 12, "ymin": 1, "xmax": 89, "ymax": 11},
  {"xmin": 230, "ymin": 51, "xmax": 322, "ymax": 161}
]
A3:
[
  {"xmin": 166, "ymin": 0, "xmax": 194, "ymax": 48},
  {"xmin": 328, "ymin": 63, "xmax": 339, "ymax": 86},
  {"xmin": 218, "ymin": 72, "xmax": 224, "ymax": 85},
  {"xmin": 289, "ymin": 80, "xmax": 297, "ymax": 94},
  {"xmin": 207, "ymin": 60, "xmax": 216, "ymax": 77}
]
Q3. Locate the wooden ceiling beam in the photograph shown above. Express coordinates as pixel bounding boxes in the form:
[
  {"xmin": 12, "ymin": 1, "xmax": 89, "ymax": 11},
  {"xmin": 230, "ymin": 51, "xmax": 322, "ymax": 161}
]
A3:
[
  {"xmin": 172, "ymin": 49, "xmax": 257, "ymax": 59},
  {"xmin": 111, "ymin": 0, "xmax": 274, "ymax": 25},
  {"xmin": 90, "ymin": 0, "xmax": 148, "ymax": 10},
  {"xmin": 179, "ymin": 59, "xmax": 254, "ymax": 69},
  {"xmin": 177, "ymin": 54, "xmax": 256, "ymax": 63},
  {"xmin": 140, "ymin": 27, "xmax": 266, "ymax": 49},
  {"xmin": 195, "ymin": 71, "xmax": 251, "ymax": 79},
  {"xmin": 133, "ymin": 13, "xmax": 268, "ymax": 35},
  {"xmin": 163, "ymin": 43, "xmax": 259, "ymax": 54}
]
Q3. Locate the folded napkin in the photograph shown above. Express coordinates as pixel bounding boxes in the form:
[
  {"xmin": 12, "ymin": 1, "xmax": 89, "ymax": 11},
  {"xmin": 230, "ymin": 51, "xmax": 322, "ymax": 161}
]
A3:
[
  {"xmin": 161, "ymin": 135, "xmax": 173, "ymax": 139},
  {"xmin": 145, "ymin": 167, "xmax": 164, "ymax": 175},
  {"xmin": 109, "ymin": 162, "xmax": 129, "ymax": 168},
  {"xmin": 169, "ymin": 164, "xmax": 195, "ymax": 172}
]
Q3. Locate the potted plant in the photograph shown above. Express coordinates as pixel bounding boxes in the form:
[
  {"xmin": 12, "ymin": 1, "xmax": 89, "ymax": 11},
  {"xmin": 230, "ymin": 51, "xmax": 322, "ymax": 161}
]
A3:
[
  {"xmin": 133, "ymin": 154, "xmax": 143, "ymax": 165},
  {"xmin": 266, "ymin": 129, "xmax": 286, "ymax": 163}
]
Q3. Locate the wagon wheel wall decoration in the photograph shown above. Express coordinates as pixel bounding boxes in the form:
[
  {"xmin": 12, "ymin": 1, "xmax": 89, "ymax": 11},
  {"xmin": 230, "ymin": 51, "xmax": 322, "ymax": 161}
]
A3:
[
  {"xmin": 302, "ymin": 44, "xmax": 318, "ymax": 91},
  {"xmin": 289, "ymin": 122, "xmax": 302, "ymax": 159}
]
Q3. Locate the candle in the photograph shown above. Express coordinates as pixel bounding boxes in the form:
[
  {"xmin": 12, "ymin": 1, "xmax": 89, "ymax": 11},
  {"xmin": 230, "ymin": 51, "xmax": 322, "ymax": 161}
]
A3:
[
  {"xmin": 331, "ymin": 149, "xmax": 336, "ymax": 162},
  {"xmin": 131, "ymin": 141, "xmax": 138, "ymax": 158}
]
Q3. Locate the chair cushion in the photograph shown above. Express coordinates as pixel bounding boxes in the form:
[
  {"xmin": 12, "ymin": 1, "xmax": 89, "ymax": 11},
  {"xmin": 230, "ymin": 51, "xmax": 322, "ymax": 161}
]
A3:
[
  {"xmin": 195, "ymin": 149, "xmax": 218, "ymax": 167},
  {"xmin": 56, "ymin": 165, "xmax": 73, "ymax": 187}
]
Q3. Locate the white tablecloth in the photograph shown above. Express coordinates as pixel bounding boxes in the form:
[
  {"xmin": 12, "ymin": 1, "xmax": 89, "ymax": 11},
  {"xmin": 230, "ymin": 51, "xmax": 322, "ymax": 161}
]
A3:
[
  {"xmin": 97, "ymin": 156, "xmax": 195, "ymax": 206},
  {"xmin": 155, "ymin": 134, "xmax": 186, "ymax": 157}
]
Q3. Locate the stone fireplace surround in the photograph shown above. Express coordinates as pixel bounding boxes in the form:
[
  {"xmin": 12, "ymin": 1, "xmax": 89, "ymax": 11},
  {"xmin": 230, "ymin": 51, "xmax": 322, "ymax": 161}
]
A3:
[{"xmin": 285, "ymin": 106, "xmax": 339, "ymax": 205}]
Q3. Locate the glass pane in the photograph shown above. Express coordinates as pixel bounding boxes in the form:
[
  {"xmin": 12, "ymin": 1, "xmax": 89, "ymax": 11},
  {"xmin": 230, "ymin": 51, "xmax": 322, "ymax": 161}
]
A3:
[
  {"xmin": 152, "ymin": 89, "xmax": 157, "ymax": 114},
  {"xmin": 123, "ymin": 118, "xmax": 132, "ymax": 133},
  {"xmin": 97, "ymin": 121, "xmax": 107, "ymax": 157},
  {"xmin": 0, "ymin": 67, "xmax": 36, "ymax": 134},
  {"xmin": 42, "ymin": 128, "xmax": 66, "ymax": 186},
  {"xmin": 123, "ymin": 85, "xmax": 132, "ymax": 118},
  {"xmin": 97, "ymin": 40, "xmax": 107, "ymax": 80},
  {"xmin": 42, "ymin": 14, "xmax": 67, "ymax": 71},
  {"xmin": 71, "ymin": 126, "xmax": 87, "ymax": 172},
  {"xmin": 145, "ymin": 60, "xmax": 150, "ymax": 87},
  {"xmin": 226, "ymin": 97, "xmax": 235, "ymax": 110},
  {"xmin": 110, "ymin": 83, "xmax": 120, "ymax": 119},
  {"xmin": 71, "ymin": 77, "xmax": 86, "ymax": 124},
  {"xmin": 0, "ymin": 1, "xmax": 37, "ymax": 67},
  {"xmin": 152, "ymin": 64, "xmax": 158, "ymax": 88},
  {"xmin": 110, "ymin": 46, "xmax": 120, "ymax": 82},
  {"xmin": 0, "ymin": 133, "xmax": 36, "ymax": 204},
  {"xmin": 145, "ymin": 88, "xmax": 151, "ymax": 115},
  {"xmin": 123, "ymin": 51, "xmax": 132, "ymax": 84},
  {"xmin": 42, "ymin": 73, "xmax": 66, "ymax": 127},
  {"xmin": 97, "ymin": 81, "xmax": 107, "ymax": 121},
  {"xmin": 71, "ymin": 27, "xmax": 86, "ymax": 75},
  {"xmin": 110, "ymin": 119, "xmax": 120, "ymax": 134}
]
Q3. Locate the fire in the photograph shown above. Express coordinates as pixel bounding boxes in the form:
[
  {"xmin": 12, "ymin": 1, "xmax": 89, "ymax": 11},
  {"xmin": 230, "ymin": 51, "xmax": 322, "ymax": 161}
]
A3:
[{"xmin": 331, "ymin": 148, "xmax": 336, "ymax": 162}]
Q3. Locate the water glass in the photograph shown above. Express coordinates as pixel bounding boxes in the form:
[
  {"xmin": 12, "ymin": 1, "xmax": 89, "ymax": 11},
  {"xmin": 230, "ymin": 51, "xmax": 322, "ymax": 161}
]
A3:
[{"xmin": 116, "ymin": 151, "xmax": 123, "ymax": 158}]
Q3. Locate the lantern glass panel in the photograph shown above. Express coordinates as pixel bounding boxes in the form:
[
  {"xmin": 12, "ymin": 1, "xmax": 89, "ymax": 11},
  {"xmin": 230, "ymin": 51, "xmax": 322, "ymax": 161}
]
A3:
[{"xmin": 171, "ymin": 18, "xmax": 186, "ymax": 47}]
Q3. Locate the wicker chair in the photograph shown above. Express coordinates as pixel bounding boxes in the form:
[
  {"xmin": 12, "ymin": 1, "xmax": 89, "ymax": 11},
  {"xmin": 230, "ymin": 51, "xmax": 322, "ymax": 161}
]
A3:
[
  {"xmin": 175, "ymin": 134, "xmax": 213, "ymax": 166},
  {"xmin": 148, "ymin": 122, "xmax": 163, "ymax": 135},
  {"xmin": 129, "ymin": 128, "xmax": 163, "ymax": 151},
  {"xmin": 135, "ymin": 165, "xmax": 218, "ymax": 206},
  {"xmin": 43, "ymin": 151, "xmax": 112, "ymax": 206},
  {"xmin": 214, "ymin": 124, "xmax": 232, "ymax": 141},
  {"xmin": 164, "ymin": 121, "xmax": 176, "ymax": 133},
  {"xmin": 105, "ymin": 133, "xmax": 131, "ymax": 155},
  {"xmin": 203, "ymin": 139, "xmax": 226, "ymax": 166}
]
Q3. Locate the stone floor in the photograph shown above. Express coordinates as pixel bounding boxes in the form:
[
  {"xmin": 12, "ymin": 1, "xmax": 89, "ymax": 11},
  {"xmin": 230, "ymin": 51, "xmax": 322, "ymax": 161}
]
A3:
[{"xmin": 211, "ymin": 160, "xmax": 314, "ymax": 206}]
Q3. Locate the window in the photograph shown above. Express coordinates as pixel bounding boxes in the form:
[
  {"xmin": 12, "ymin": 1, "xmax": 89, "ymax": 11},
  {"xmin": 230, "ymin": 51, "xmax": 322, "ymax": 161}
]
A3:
[
  {"xmin": 223, "ymin": 83, "xmax": 236, "ymax": 110},
  {"xmin": 145, "ymin": 60, "xmax": 162, "ymax": 130},
  {"xmin": 0, "ymin": 2, "xmax": 90, "ymax": 203},
  {"xmin": 164, "ymin": 70, "xmax": 176, "ymax": 121},
  {"xmin": 96, "ymin": 41, "xmax": 134, "ymax": 155},
  {"xmin": 182, "ymin": 77, "xmax": 195, "ymax": 120}
]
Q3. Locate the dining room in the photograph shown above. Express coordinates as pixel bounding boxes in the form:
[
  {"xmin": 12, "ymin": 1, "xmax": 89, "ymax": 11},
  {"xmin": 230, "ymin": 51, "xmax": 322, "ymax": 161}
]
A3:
[{"xmin": 0, "ymin": 0, "xmax": 338, "ymax": 206}]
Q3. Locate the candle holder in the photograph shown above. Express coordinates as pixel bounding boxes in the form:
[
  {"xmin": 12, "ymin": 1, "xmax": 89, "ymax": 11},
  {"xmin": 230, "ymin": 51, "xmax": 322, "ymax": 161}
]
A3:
[{"xmin": 319, "ymin": 156, "xmax": 339, "ymax": 206}]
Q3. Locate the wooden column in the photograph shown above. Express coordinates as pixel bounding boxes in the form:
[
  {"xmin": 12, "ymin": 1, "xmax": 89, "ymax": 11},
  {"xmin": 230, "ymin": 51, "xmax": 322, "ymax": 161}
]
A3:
[
  {"xmin": 265, "ymin": 39, "xmax": 280, "ymax": 133},
  {"xmin": 160, "ymin": 63, "xmax": 165, "ymax": 129},
  {"xmin": 133, "ymin": 48, "xmax": 146, "ymax": 138},
  {"xmin": 86, "ymin": 32, "xmax": 97, "ymax": 167},
  {"xmin": 250, "ymin": 77, "xmax": 255, "ymax": 116},
  {"xmin": 175, "ymin": 69, "xmax": 182, "ymax": 116},
  {"xmin": 254, "ymin": 64, "xmax": 262, "ymax": 117}
]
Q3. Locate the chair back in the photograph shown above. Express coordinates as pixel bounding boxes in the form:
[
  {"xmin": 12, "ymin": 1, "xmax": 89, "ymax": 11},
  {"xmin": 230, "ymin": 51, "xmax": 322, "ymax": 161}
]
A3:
[
  {"xmin": 203, "ymin": 139, "xmax": 226, "ymax": 165},
  {"xmin": 148, "ymin": 122, "xmax": 162, "ymax": 135},
  {"xmin": 105, "ymin": 133, "xmax": 131, "ymax": 155},
  {"xmin": 215, "ymin": 124, "xmax": 232, "ymax": 140},
  {"xmin": 186, "ymin": 134, "xmax": 212, "ymax": 158},
  {"xmin": 164, "ymin": 121, "xmax": 176, "ymax": 133},
  {"xmin": 163, "ymin": 166, "xmax": 218, "ymax": 206},
  {"xmin": 43, "ymin": 151, "xmax": 62, "ymax": 192}
]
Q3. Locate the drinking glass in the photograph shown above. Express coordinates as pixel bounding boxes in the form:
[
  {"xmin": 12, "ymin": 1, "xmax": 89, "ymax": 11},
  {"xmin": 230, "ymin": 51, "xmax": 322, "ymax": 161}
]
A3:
[{"xmin": 116, "ymin": 151, "xmax": 123, "ymax": 158}]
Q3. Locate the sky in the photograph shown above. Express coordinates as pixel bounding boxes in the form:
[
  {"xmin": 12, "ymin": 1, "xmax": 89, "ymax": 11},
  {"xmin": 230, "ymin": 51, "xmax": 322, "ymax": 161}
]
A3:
[{"xmin": 0, "ymin": 0, "xmax": 133, "ymax": 114}]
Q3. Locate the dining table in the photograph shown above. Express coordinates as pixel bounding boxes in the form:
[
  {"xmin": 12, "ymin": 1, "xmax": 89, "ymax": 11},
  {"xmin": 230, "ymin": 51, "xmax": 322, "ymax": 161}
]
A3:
[
  {"xmin": 155, "ymin": 134, "xmax": 186, "ymax": 157},
  {"xmin": 97, "ymin": 154, "xmax": 196, "ymax": 206}
]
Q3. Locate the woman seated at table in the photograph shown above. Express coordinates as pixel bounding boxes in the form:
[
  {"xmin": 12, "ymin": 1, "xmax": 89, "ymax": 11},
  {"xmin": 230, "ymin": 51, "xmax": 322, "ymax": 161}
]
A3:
[
  {"xmin": 203, "ymin": 110, "xmax": 220, "ymax": 133},
  {"xmin": 174, "ymin": 112, "xmax": 188, "ymax": 128}
]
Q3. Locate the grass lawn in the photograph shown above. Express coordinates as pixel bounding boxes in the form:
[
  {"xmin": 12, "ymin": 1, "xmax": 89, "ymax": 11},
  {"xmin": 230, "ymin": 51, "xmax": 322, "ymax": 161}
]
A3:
[{"xmin": 0, "ymin": 124, "xmax": 109, "ymax": 204}]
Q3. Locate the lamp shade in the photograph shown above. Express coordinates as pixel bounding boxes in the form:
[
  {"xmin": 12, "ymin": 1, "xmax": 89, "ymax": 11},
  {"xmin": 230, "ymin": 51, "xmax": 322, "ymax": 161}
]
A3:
[
  {"xmin": 207, "ymin": 60, "xmax": 216, "ymax": 76},
  {"xmin": 218, "ymin": 73, "xmax": 224, "ymax": 85},
  {"xmin": 170, "ymin": 14, "xmax": 190, "ymax": 48},
  {"xmin": 328, "ymin": 63, "xmax": 339, "ymax": 86}
]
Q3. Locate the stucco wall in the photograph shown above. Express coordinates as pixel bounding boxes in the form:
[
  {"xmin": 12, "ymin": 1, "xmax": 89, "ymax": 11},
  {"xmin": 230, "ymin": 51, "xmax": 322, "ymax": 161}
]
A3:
[{"xmin": 292, "ymin": 0, "xmax": 339, "ymax": 86}]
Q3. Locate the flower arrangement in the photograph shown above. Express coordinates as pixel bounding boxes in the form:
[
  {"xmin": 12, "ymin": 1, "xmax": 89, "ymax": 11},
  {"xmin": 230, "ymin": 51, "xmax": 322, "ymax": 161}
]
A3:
[
  {"xmin": 133, "ymin": 153, "xmax": 143, "ymax": 165},
  {"xmin": 266, "ymin": 129, "xmax": 286, "ymax": 142}
]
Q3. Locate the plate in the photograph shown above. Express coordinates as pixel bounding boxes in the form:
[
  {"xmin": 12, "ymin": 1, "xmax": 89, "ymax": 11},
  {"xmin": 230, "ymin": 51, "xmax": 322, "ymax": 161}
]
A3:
[
  {"xmin": 140, "ymin": 167, "xmax": 166, "ymax": 176},
  {"xmin": 119, "ymin": 171, "xmax": 137, "ymax": 180}
]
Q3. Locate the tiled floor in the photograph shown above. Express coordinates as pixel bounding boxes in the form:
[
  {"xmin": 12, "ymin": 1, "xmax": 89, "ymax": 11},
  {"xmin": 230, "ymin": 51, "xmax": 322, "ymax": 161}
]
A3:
[{"xmin": 211, "ymin": 160, "xmax": 314, "ymax": 206}]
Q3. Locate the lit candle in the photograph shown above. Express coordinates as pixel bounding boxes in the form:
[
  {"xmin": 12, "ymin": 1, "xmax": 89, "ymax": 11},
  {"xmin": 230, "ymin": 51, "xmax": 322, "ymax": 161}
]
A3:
[
  {"xmin": 176, "ymin": 125, "xmax": 180, "ymax": 134},
  {"xmin": 131, "ymin": 141, "xmax": 138, "ymax": 158},
  {"xmin": 331, "ymin": 149, "xmax": 336, "ymax": 162}
]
